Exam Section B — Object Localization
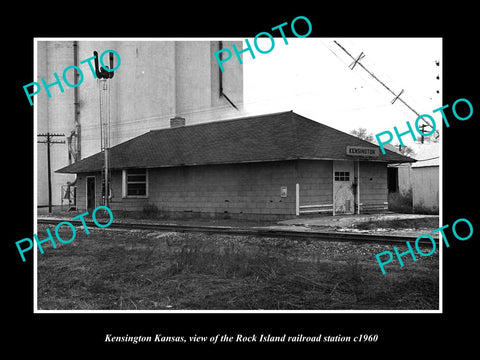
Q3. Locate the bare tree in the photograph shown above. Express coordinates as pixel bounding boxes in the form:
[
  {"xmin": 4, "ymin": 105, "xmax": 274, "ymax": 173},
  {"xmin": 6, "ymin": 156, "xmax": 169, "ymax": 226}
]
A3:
[
  {"xmin": 349, "ymin": 127, "xmax": 374, "ymax": 143},
  {"xmin": 398, "ymin": 145, "xmax": 415, "ymax": 157}
]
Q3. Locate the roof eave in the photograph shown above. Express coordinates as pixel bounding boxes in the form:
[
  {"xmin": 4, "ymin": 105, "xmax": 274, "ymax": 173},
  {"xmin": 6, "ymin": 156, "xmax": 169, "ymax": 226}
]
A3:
[{"xmin": 56, "ymin": 155, "xmax": 416, "ymax": 174}]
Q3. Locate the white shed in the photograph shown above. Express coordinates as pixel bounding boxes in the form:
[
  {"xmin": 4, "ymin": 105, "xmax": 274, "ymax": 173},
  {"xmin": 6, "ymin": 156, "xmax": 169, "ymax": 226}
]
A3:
[{"xmin": 411, "ymin": 143, "xmax": 439, "ymax": 214}]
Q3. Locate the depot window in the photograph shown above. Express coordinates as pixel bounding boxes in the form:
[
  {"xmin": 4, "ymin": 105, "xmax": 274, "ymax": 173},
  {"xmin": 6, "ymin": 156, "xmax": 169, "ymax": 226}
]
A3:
[
  {"xmin": 122, "ymin": 169, "xmax": 148, "ymax": 197},
  {"xmin": 334, "ymin": 171, "xmax": 350, "ymax": 181}
]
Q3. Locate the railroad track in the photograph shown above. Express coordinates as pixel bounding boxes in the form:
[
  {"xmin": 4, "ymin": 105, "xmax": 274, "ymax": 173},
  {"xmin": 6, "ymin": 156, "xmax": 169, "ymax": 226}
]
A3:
[{"xmin": 37, "ymin": 218, "xmax": 438, "ymax": 246}]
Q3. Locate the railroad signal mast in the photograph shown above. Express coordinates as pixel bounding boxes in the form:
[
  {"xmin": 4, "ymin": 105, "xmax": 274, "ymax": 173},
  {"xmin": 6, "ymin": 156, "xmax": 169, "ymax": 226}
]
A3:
[{"xmin": 94, "ymin": 51, "xmax": 116, "ymax": 208}]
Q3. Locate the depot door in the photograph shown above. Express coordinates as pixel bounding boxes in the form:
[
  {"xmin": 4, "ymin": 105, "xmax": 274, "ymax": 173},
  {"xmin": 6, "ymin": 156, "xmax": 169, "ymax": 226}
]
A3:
[
  {"xmin": 86, "ymin": 176, "xmax": 96, "ymax": 213},
  {"xmin": 333, "ymin": 161, "xmax": 354, "ymax": 214}
]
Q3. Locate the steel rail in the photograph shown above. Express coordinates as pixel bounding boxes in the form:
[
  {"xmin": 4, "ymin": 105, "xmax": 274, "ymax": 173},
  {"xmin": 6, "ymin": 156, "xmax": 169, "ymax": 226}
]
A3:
[{"xmin": 37, "ymin": 218, "xmax": 438, "ymax": 246}]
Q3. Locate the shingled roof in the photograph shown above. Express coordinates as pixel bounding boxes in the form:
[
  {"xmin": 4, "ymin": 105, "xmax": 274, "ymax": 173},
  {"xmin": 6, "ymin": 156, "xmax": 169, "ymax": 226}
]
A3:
[{"xmin": 56, "ymin": 111, "xmax": 415, "ymax": 174}]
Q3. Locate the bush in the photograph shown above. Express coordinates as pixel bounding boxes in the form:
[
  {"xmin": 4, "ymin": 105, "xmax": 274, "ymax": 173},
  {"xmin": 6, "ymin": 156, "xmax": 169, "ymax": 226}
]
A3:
[{"xmin": 388, "ymin": 189, "xmax": 413, "ymax": 213}]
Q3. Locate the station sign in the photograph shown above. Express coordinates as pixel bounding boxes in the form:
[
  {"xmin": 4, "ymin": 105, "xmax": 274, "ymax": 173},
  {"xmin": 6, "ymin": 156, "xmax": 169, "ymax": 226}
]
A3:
[{"xmin": 346, "ymin": 146, "xmax": 379, "ymax": 157}]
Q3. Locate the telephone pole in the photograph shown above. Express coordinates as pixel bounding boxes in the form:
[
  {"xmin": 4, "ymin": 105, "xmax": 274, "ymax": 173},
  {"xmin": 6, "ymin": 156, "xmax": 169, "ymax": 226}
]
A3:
[{"xmin": 38, "ymin": 133, "xmax": 65, "ymax": 213}]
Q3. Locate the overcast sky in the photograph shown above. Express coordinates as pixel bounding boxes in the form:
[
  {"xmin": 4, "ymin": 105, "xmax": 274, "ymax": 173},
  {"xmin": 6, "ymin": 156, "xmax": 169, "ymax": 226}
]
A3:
[{"xmin": 243, "ymin": 37, "xmax": 442, "ymax": 146}]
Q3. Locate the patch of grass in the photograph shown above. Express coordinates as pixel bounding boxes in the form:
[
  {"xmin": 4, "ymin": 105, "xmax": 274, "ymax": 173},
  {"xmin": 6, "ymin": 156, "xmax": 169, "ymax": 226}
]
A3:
[{"xmin": 36, "ymin": 226, "xmax": 439, "ymax": 310}]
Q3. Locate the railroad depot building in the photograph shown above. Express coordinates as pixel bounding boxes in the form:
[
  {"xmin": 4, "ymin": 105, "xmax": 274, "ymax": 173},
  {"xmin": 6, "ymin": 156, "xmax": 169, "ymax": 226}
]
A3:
[{"xmin": 57, "ymin": 111, "xmax": 415, "ymax": 220}]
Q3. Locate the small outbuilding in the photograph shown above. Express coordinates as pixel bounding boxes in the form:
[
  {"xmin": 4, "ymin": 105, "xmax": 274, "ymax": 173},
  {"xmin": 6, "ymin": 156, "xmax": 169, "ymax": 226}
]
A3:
[
  {"xmin": 57, "ymin": 111, "xmax": 415, "ymax": 220},
  {"xmin": 386, "ymin": 142, "xmax": 439, "ymax": 214},
  {"xmin": 411, "ymin": 143, "xmax": 439, "ymax": 214}
]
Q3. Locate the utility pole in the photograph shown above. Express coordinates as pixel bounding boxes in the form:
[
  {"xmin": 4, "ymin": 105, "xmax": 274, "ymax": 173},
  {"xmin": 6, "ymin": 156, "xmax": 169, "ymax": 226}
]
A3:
[
  {"xmin": 38, "ymin": 133, "xmax": 65, "ymax": 213},
  {"xmin": 420, "ymin": 124, "xmax": 425, "ymax": 144}
]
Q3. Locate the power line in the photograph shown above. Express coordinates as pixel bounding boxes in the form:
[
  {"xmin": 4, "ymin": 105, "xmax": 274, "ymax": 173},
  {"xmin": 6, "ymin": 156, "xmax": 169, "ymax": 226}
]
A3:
[
  {"xmin": 333, "ymin": 40, "xmax": 433, "ymax": 130},
  {"xmin": 415, "ymin": 156, "xmax": 439, "ymax": 162}
]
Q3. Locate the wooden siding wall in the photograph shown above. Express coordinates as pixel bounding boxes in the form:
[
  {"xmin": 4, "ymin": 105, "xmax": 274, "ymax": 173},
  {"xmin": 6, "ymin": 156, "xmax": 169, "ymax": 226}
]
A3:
[
  {"xmin": 412, "ymin": 166, "xmax": 439, "ymax": 213},
  {"xmin": 75, "ymin": 160, "xmax": 388, "ymax": 218},
  {"xmin": 147, "ymin": 161, "xmax": 298, "ymax": 216},
  {"xmin": 296, "ymin": 160, "xmax": 333, "ymax": 206},
  {"xmin": 359, "ymin": 162, "xmax": 388, "ymax": 206},
  {"xmin": 78, "ymin": 162, "xmax": 299, "ymax": 218}
]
